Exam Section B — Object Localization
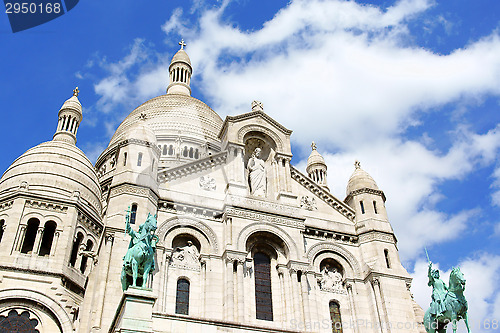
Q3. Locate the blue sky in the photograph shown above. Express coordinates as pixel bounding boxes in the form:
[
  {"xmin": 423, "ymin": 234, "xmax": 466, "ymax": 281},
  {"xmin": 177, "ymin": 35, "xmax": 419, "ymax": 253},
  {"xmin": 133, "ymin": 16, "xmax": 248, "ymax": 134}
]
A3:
[{"xmin": 1, "ymin": 0, "xmax": 500, "ymax": 330}]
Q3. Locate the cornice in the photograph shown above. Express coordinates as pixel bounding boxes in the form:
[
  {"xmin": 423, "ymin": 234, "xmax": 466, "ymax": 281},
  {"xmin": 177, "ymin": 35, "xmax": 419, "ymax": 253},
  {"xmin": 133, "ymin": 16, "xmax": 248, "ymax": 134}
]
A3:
[
  {"xmin": 218, "ymin": 110, "xmax": 292, "ymax": 139},
  {"xmin": 290, "ymin": 166, "xmax": 355, "ymax": 221},
  {"xmin": 344, "ymin": 187, "xmax": 386, "ymax": 203},
  {"xmin": 158, "ymin": 151, "xmax": 227, "ymax": 183}
]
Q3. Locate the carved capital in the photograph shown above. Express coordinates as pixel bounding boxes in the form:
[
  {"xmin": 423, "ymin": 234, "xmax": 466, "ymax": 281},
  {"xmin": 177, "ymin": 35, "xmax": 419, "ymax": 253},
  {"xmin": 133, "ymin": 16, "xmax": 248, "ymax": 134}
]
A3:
[
  {"xmin": 105, "ymin": 233, "xmax": 114, "ymax": 244},
  {"xmin": 346, "ymin": 283, "xmax": 353, "ymax": 291},
  {"xmin": 372, "ymin": 278, "xmax": 380, "ymax": 286}
]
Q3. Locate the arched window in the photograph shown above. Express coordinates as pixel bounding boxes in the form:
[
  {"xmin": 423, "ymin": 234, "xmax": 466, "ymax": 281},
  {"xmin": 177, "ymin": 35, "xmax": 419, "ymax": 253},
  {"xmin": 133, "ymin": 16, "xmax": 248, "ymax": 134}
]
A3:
[
  {"xmin": 194, "ymin": 149, "xmax": 199, "ymax": 159},
  {"xmin": 163, "ymin": 145, "xmax": 168, "ymax": 155},
  {"xmin": 0, "ymin": 219, "xmax": 5, "ymax": 243},
  {"xmin": 130, "ymin": 204, "xmax": 138, "ymax": 224},
  {"xmin": 254, "ymin": 252, "xmax": 273, "ymax": 321},
  {"xmin": 21, "ymin": 218, "xmax": 39, "ymax": 254},
  {"xmin": 360, "ymin": 201, "xmax": 365, "ymax": 214},
  {"xmin": 39, "ymin": 221, "xmax": 57, "ymax": 256},
  {"xmin": 329, "ymin": 301, "xmax": 342, "ymax": 333},
  {"xmin": 69, "ymin": 232, "xmax": 84, "ymax": 267},
  {"xmin": 0, "ymin": 309, "xmax": 39, "ymax": 331},
  {"xmin": 183, "ymin": 146, "xmax": 188, "ymax": 157},
  {"xmin": 175, "ymin": 278, "xmax": 190, "ymax": 315},
  {"xmin": 168, "ymin": 145, "xmax": 174, "ymax": 155},
  {"xmin": 373, "ymin": 201, "xmax": 378, "ymax": 214},
  {"xmin": 189, "ymin": 147, "xmax": 194, "ymax": 158},
  {"xmin": 384, "ymin": 249, "xmax": 391, "ymax": 269},
  {"xmin": 80, "ymin": 239, "xmax": 93, "ymax": 274},
  {"xmin": 123, "ymin": 152, "xmax": 128, "ymax": 166}
]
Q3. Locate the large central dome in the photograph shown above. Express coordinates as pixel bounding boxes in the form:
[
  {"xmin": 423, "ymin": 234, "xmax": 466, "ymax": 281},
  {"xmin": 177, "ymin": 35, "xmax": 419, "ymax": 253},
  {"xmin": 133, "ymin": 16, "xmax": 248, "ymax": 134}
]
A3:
[{"xmin": 108, "ymin": 93, "xmax": 223, "ymax": 147}]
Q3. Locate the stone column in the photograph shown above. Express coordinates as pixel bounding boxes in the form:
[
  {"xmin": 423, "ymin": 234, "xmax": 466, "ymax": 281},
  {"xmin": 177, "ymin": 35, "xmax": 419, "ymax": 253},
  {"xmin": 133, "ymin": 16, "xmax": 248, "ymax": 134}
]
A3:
[
  {"xmin": 284, "ymin": 158, "xmax": 292, "ymax": 192},
  {"xmin": 161, "ymin": 252, "xmax": 172, "ymax": 312},
  {"xmin": 33, "ymin": 226, "xmax": 44, "ymax": 255},
  {"xmin": 201, "ymin": 258, "xmax": 207, "ymax": 317},
  {"xmin": 301, "ymin": 271, "xmax": 312, "ymax": 326},
  {"xmin": 92, "ymin": 233, "xmax": 114, "ymax": 329},
  {"xmin": 347, "ymin": 283, "xmax": 359, "ymax": 333},
  {"xmin": 153, "ymin": 247, "xmax": 165, "ymax": 312},
  {"xmin": 371, "ymin": 278, "xmax": 388, "ymax": 333},
  {"xmin": 50, "ymin": 231, "xmax": 60, "ymax": 257},
  {"xmin": 277, "ymin": 267, "xmax": 288, "ymax": 324},
  {"xmin": 225, "ymin": 258, "xmax": 235, "ymax": 321},
  {"xmin": 236, "ymin": 259, "xmax": 245, "ymax": 322},
  {"xmin": 290, "ymin": 269, "xmax": 302, "ymax": 325},
  {"xmin": 15, "ymin": 225, "xmax": 26, "ymax": 252}
]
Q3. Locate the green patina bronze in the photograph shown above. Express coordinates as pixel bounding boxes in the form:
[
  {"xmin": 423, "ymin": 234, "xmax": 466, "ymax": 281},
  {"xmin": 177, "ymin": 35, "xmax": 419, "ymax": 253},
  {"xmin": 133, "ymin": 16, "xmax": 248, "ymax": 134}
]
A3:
[
  {"xmin": 121, "ymin": 207, "xmax": 159, "ymax": 291},
  {"xmin": 424, "ymin": 258, "xmax": 470, "ymax": 333}
]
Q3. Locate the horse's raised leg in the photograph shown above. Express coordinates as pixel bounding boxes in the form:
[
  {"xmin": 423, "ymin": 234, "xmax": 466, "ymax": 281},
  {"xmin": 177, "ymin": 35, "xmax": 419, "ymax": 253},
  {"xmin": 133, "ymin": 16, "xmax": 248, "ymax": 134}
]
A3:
[
  {"xmin": 131, "ymin": 259, "xmax": 138, "ymax": 287},
  {"xmin": 464, "ymin": 312, "xmax": 470, "ymax": 333}
]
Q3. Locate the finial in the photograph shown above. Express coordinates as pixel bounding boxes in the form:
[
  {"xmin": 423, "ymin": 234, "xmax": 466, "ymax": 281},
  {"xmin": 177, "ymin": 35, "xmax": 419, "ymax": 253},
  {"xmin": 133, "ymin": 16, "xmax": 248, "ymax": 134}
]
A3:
[
  {"xmin": 73, "ymin": 87, "xmax": 79, "ymax": 97},
  {"xmin": 179, "ymin": 39, "xmax": 186, "ymax": 50},
  {"xmin": 354, "ymin": 160, "xmax": 361, "ymax": 169},
  {"xmin": 311, "ymin": 142, "xmax": 317, "ymax": 151},
  {"xmin": 251, "ymin": 100, "xmax": 264, "ymax": 112}
]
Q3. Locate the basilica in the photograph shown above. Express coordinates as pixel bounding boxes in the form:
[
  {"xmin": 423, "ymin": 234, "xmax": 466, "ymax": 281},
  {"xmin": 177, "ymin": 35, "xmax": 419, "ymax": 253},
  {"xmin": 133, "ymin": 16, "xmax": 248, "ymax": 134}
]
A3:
[{"xmin": 0, "ymin": 43, "xmax": 425, "ymax": 332}]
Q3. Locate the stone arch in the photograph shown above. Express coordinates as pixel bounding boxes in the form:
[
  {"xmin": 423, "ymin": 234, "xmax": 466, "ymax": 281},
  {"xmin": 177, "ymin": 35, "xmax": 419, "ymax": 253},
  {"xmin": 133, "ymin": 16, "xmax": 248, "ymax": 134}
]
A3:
[
  {"xmin": 237, "ymin": 222, "xmax": 299, "ymax": 260},
  {"xmin": 237, "ymin": 124, "xmax": 284, "ymax": 152},
  {"xmin": 0, "ymin": 288, "xmax": 73, "ymax": 333},
  {"xmin": 157, "ymin": 217, "xmax": 218, "ymax": 253},
  {"xmin": 20, "ymin": 211, "xmax": 44, "ymax": 225},
  {"xmin": 307, "ymin": 241, "xmax": 362, "ymax": 278}
]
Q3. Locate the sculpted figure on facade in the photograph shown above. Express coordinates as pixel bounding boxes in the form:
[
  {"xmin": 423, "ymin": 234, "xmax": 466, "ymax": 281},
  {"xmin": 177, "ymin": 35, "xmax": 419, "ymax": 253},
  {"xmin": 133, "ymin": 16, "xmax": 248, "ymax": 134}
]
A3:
[
  {"xmin": 318, "ymin": 264, "xmax": 343, "ymax": 292},
  {"xmin": 171, "ymin": 240, "xmax": 200, "ymax": 268},
  {"xmin": 199, "ymin": 175, "xmax": 216, "ymax": 191},
  {"xmin": 247, "ymin": 147, "xmax": 266, "ymax": 197},
  {"xmin": 300, "ymin": 195, "xmax": 317, "ymax": 210}
]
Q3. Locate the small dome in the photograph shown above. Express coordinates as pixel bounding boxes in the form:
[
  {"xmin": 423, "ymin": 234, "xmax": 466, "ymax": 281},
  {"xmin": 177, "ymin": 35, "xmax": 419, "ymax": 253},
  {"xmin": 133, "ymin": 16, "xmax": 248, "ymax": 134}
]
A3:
[
  {"xmin": 0, "ymin": 141, "xmax": 102, "ymax": 216},
  {"xmin": 59, "ymin": 95, "xmax": 82, "ymax": 115},
  {"xmin": 346, "ymin": 161, "xmax": 378, "ymax": 195},
  {"xmin": 170, "ymin": 49, "xmax": 191, "ymax": 67},
  {"xmin": 306, "ymin": 143, "xmax": 326, "ymax": 171},
  {"xmin": 125, "ymin": 122, "xmax": 157, "ymax": 144}
]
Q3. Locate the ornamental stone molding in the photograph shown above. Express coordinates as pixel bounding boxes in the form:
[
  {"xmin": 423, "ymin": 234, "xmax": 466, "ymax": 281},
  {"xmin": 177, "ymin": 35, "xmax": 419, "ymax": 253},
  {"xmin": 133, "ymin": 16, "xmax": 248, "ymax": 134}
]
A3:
[
  {"xmin": 24, "ymin": 200, "xmax": 68, "ymax": 213},
  {"xmin": 158, "ymin": 201, "xmax": 223, "ymax": 221},
  {"xmin": 306, "ymin": 241, "xmax": 362, "ymax": 278},
  {"xmin": 109, "ymin": 184, "xmax": 158, "ymax": 203},
  {"xmin": 0, "ymin": 201, "xmax": 14, "ymax": 212},
  {"xmin": 290, "ymin": 166, "xmax": 355, "ymax": 221},
  {"xmin": 0, "ymin": 288, "xmax": 74, "ymax": 333},
  {"xmin": 300, "ymin": 196, "xmax": 317, "ymax": 211},
  {"xmin": 199, "ymin": 175, "xmax": 216, "ymax": 191},
  {"xmin": 226, "ymin": 195, "xmax": 299, "ymax": 217},
  {"xmin": 358, "ymin": 231, "xmax": 396, "ymax": 244},
  {"xmin": 304, "ymin": 227, "xmax": 358, "ymax": 244},
  {"xmin": 77, "ymin": 211, "xmax": 103, "ymax": 237},
  {"xmin": 225, "ymin": 207, "xmax": 304, "ymax": 229},
  {"xmin": 158, "ymin": 151, "xmax": 227, "ymax": 183},
  {"xmin": 236, "ymin": 124, "xmax": 285, "ymax": 152},
  {"xmin": 236, "ymin": 221, "xmax": 299, "ymax": 260},
  {"xmin": 345, "ymin": 187, "xmax": 386, "ymax": 203},
  {"xmin": 157, "ymin": 216, "xmax": 219, "ymax": 253}
]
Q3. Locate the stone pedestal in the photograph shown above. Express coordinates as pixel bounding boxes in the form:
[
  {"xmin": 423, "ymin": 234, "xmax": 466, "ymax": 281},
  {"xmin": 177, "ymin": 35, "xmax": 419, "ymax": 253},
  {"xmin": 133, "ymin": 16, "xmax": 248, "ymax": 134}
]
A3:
[{"xmin": 110, "ymin": 287, "xmax": 157, "ymax": 333}]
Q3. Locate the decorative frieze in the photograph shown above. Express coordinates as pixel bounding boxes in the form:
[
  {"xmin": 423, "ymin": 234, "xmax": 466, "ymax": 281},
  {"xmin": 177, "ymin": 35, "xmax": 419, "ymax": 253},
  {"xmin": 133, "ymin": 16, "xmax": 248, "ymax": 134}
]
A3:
[
  {"xmin": 358, "ymin": 231, "xmax": 396, "ymax": 244},
  {"xmin": 303, "ymin": 227, "xmax": 358, "ymax": 244},
  {"xmin": 0, "ymin": 201, "xmax": 14, "ymax": 212},
  {"xmin": 345, "ymin": 187, "xmax": 386, "ymax": 203},
  {"xmin": 25, "ymin": 200, "xmax": 68, "ymax": 213},
  {"xmin": 300, "ymin": 196, "xmax": 317, "ymax": 211},
  {"xmin": 77, "ymin": 211, "xmax": 103, "ymax": 237},
  {"xmin": 225, "ymin": 207, "xmax": 304, "ymax": 229},
  {"xmin": 290, "ymin": 166, "xmax": 355, "ymax": 221},
  {"xmin": 226, "ymin": 195, "xmax": 299, "ymax": 217},
  {"xmin": 110, "ymin": 184, "xmax": 158, "ymax": 202},
  {"xmin": 158, "ymin": 201, "xmax": 223, "ymax": 222},
  {"xmin": 199, "ymin": 175, "xmax": 216, "ymax": 191}
]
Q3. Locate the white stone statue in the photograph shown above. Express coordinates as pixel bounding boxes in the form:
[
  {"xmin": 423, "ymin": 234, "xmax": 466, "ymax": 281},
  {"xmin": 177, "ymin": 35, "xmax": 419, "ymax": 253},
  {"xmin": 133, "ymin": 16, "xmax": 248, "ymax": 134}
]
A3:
[
  {"xmin": 247, "ymin": 148, "xmax": 266, "ymax": 197},
  {"xmin": 319, "ymin": 265, "xmax": 343, "ymax": 291},
  {"xmin": 172, "ymin": 240, "xmax": 200, "ymax": 266}
]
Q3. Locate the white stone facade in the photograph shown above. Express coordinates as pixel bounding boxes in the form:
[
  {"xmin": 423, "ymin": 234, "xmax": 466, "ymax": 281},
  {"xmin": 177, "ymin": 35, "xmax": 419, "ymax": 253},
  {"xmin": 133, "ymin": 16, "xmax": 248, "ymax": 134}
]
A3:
[{"xmin": 0, "ymin": 46, "xmax": 425, "ymax": 333}]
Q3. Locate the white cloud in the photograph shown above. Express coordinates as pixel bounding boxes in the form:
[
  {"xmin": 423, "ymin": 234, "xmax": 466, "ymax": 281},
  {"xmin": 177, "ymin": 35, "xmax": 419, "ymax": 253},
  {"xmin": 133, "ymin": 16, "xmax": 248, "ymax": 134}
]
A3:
[
  {"xmin": 411, "ymin": 254, "xmax": 500, "ymax": 333},
  {"xmin": 87, "ymin": 0, "xmax": 500, "ymax": 260}
]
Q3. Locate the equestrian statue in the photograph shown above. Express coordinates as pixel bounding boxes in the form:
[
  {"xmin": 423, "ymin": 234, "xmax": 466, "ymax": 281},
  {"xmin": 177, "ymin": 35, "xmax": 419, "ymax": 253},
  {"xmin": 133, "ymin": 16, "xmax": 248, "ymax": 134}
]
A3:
[
  {"xmin": 121, "ymin": 207, "xmax": 159, "ymax": 291},
  {"xmin": 424, "ymin": 250, "xmax": 470, "ymax": 333}
]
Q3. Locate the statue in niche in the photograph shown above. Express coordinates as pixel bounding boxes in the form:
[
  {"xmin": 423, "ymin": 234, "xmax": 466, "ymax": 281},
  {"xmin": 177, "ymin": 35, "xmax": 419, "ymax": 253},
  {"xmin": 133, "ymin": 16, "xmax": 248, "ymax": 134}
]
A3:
[
  {"xmin": 318, "ymin": 264, "xmax": 343, "ymax": 291},
  {"xmin": 172, "ymin": 240, "xmax": 200, "ymax": 266},
  {"xmin": 247, "ymin": 147, "xmax": 267, "ymax": 197}
]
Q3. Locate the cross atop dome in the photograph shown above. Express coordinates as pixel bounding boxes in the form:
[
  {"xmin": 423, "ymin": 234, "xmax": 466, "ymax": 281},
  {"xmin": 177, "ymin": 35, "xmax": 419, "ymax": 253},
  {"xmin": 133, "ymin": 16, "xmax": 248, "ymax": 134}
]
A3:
[
  {"xmin": 179, "ymin": 39, "xmax": 186, "ymax": 50},
  {"xmin": 73, "ymin": 87, "xmax": 79, "ymax": 97},
  {"xmin": 311, "ymin": 141, "xmax": 317, "ymax": 151},
  {"xmin": 354, "ymin": 160, "xmax": 361, "ymax": 169}
]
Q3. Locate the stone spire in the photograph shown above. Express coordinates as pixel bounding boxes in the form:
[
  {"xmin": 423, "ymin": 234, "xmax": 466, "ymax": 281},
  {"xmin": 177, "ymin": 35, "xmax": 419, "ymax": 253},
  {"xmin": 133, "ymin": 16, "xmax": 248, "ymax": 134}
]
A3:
[
  {"xmin": 166, "ymin": 39, "xmax": 192, "ymax": 96},
  {"xmin": 306, "ymin": 141, "xmax": 329, "ymax": 191},
  {"xmin": 53, "ymin": 87, "xmax": 83, "ymax": 144}
]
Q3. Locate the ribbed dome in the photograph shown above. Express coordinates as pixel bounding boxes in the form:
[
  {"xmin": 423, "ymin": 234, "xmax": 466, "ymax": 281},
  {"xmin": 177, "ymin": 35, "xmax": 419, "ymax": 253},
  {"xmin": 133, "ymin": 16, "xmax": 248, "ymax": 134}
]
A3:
[
  {"xmin": 59, "ymin": 95, "xmax": 82, "ymax": 114},
  {"xmin": 170, "ymin": 49, "xmax": 191, "ymax": 67},
  {"xmin": 0, "ymin": 140, "xmax": 102, "ymax": 216},
  {"xmin": 306, "ymin": 148, "xmax": 326, "ymax": 170},
  {"xmin": 346, "ymin": 161, "xmax": 378, "ymax": 195},
  {"xmin": 108, "ymin": 94, "xmax": 223, "ymax": 148}
]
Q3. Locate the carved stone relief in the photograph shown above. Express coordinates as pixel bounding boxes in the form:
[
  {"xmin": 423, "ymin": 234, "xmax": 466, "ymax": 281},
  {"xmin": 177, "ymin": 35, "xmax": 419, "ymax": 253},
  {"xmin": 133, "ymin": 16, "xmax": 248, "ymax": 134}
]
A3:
[
  {"xmin": 199, "ymin": 175, "xmax": 216, "ymax": 191},
  {"xmin": 300, "ymin": 196, "xmax": 317, "ymax": 211}
]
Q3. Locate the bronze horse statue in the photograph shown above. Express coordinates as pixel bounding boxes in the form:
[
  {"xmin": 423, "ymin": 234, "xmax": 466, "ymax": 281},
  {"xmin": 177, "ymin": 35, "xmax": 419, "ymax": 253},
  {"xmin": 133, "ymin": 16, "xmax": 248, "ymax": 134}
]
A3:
[
  {"xmin": 424, "ymin": 265, "xmax": 470, "ymax": 333},
  {"xmin": 121, "ymin": 208, "xmax": 159, "ymax": 291}
]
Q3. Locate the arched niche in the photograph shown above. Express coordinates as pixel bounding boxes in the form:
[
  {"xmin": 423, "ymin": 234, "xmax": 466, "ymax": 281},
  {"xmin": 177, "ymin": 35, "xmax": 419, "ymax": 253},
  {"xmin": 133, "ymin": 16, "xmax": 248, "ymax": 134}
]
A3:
[
  {"xmin": 308, "ymin": 242, "xmax": 362, "ymax": 279},
  {"xmin": 245, "ymin": 231, "xmax": 287, "ymax": 262},
  {"xmin": 158, "ymin": 217, "xmax": 218, "ymax": 254},
  {"xmin": 242, "ymin": 131, "xmax": 277, "ymax": 167}
]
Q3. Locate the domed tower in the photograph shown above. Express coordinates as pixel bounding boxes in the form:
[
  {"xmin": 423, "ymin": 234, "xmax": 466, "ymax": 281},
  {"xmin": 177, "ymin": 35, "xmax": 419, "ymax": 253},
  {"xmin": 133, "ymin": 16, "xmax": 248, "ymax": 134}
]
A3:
[
  {"xmin": 167, "ymin": 39, "xmax": 192, "ymax": 96},
  {"xmin": 306, "ymin": 142, "xmax": 329, "ymax": 191},
  {"xmin": 0, "ymin": 89, "xmax": 102, "ymax": 333}
]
